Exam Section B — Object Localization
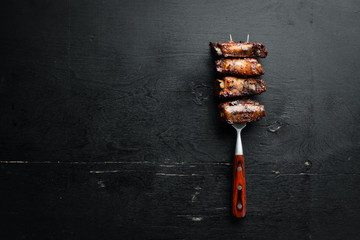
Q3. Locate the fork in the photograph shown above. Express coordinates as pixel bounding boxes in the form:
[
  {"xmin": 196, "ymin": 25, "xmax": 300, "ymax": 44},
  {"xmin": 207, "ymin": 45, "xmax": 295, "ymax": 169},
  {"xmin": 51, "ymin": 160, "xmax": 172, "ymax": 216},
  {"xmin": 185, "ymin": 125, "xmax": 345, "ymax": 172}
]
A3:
[{"xmin": 231, "ymin": 33, "xmax": 250, "ymax": 218}]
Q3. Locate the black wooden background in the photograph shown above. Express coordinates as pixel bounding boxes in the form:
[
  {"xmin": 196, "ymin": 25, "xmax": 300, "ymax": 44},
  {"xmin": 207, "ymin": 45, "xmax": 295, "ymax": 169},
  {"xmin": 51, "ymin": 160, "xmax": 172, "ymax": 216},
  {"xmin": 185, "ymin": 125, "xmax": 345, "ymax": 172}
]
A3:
[{"xmin": 1, "ymin": 0, "xmax": 360, "ymax": 239}]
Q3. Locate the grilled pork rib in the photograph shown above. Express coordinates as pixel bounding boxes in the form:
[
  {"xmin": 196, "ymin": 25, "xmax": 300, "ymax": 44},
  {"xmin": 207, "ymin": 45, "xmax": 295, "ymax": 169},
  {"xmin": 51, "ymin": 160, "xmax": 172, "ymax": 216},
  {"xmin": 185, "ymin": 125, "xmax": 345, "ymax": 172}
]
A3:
[
  {"xmin": 215, "ymin": 77, "xmax": 266, "ymax": 98},
  {"xmin": 215, "ymin": 58, "xmax": 264, "ymax": 76},
  {"xmin": 218, "ymin": 99, "xmax": 266, "ymax": 124},
  {"xmin": 210, "ymin": 42, "xmax": 267, "ymax": 58}
]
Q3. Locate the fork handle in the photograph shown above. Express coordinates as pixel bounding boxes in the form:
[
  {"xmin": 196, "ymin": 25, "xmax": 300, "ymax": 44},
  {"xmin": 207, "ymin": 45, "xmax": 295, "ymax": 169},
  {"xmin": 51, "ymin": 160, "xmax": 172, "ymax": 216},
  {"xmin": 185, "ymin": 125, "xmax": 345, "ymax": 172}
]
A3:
[{"xmin": 232, "ymin": 154, "xmax": 246, "ymax": 218}]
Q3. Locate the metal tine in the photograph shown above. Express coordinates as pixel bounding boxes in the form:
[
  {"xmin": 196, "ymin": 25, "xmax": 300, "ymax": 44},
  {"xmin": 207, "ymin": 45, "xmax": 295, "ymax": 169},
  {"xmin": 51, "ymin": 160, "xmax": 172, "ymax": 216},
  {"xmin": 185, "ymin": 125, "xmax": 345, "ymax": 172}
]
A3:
[{"xmin": 229, "ymin": 34, "xmax": 249, "ymax": 43}]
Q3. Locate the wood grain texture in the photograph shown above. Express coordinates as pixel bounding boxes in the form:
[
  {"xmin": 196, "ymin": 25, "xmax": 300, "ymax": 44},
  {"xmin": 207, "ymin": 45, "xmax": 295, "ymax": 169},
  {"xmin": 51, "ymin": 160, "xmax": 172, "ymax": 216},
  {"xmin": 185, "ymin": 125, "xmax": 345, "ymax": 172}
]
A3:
[
  {"xmin": 232, "ymin": 155, "xmax": 246, "ymax": 218},
  {"xmin": 0, "ymin": 0, "xmax": 360, "ymax": 239}
]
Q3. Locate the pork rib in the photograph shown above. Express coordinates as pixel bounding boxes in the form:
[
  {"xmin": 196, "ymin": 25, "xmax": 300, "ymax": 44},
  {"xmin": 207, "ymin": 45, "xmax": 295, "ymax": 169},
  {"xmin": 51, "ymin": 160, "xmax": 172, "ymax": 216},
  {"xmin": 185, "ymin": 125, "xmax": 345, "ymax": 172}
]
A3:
[
  {"xmin": 215, "ymin": 58, "xmax": 264, "ymax": 76},
  {"xmin": 218, "ymin": 99, "xmax": 266, "ymax": 124},
  {"xmin": 215, "ymin": 76, "xmax": 266, "ymax": 98},
  {"xmin": 210, "ymin": 42, "xmax": 267, "ymax": 58}
]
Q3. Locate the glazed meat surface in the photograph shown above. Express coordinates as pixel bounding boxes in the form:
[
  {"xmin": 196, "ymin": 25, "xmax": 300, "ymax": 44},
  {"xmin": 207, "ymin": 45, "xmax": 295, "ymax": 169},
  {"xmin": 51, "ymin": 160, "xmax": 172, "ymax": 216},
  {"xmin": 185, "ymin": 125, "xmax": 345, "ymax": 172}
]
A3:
[
  {"xmin": 215, "ymin": 77, "xmax": 266, "ymax": 98},
  {"xmin": 218, "ymin": 99, "xmax": 266, "ymax": 124},
  {"xmin": 210, "ymin": 42, "xmax": 267, "ymax": 58},
  {"xmin": 215, "ymin": 58, "xmax": 264, "ymax": 76}
]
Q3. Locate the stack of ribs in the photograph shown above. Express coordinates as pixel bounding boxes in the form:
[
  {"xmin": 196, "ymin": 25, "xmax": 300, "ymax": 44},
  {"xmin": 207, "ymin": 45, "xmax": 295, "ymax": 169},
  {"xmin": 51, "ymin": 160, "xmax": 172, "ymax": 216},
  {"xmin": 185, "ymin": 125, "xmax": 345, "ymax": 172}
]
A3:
[{"xmin": 210, "ymin": 40, "xmax": 267, "ymax": 123}]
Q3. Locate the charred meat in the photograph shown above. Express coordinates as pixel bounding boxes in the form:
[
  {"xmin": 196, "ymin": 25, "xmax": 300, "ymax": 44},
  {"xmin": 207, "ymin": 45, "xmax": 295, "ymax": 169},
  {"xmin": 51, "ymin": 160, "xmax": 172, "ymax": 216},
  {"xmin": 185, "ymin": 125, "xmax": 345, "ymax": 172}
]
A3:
[
  {"xmin": 215, "ymin": 76, "xmax": 266, "ymax": 98},
  {"xmin": 210, "ymin": 42, "xmax": 267, "ymax": 58},
  {"xmin": 215, "ymin": 58, "xmax": 264, "ymax": 76},
  {"xmin": 218, "ymin": 99, "xmax": 266, "ymax": 124}
]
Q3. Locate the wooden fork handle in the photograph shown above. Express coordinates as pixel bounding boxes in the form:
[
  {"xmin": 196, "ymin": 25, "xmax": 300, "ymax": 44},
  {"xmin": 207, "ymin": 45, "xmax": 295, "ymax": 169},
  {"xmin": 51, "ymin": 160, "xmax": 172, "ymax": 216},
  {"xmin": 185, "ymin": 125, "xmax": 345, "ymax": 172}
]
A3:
[{"xmin": 232, "ymin": 154, "xmax": 246, "ymax": 218}]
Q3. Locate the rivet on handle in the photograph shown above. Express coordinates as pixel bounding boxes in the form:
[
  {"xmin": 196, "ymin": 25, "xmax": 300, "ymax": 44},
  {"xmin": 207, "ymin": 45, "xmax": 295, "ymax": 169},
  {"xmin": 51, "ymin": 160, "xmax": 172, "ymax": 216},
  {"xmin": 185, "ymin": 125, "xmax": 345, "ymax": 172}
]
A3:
[
  {"xmin": 237, "ymin": 203, "xmax": 243, "ymax": 209},
  {"xmin": 237, "ymin": 166, "xmax": 242, "ymax": 171},
  {"xmin": 237, "ymin": 185, "xmax": 242, "ymax": 191}
]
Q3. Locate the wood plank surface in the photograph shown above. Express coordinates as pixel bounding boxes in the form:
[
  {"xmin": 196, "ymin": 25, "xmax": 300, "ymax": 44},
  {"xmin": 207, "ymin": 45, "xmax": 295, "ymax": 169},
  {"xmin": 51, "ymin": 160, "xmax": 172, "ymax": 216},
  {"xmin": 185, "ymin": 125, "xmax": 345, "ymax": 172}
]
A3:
[{"xmin": 1, "ymin": 0, "xmax": 359, "ymax": 239}]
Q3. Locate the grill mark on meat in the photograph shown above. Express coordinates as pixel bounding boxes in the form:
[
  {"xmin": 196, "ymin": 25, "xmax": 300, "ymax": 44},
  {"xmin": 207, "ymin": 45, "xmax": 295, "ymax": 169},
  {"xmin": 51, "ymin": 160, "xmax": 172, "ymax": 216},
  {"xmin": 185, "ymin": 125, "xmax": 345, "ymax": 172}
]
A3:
[
  {"xmin": 215, "ymin": 58, "xmax": 264, "ymax": 76},
  {"xmin": 210, "ymin": 42, "xmax": 267, "ymax": 58},
  {"xmin": 215, "ymin": 77, "xmax": 266, "ymax": 98},
  {"xmin": 218, "ymin": 99, "xmax": 266, "ymax": 124}
]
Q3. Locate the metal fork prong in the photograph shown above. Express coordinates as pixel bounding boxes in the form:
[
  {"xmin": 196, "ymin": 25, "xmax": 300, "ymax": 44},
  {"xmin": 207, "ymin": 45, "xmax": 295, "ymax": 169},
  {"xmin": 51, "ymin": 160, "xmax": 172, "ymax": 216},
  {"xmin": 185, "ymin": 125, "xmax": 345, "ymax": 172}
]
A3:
[{"xmin": 246, "ymin": 34, "xmax": 249, "ymax": 43}]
